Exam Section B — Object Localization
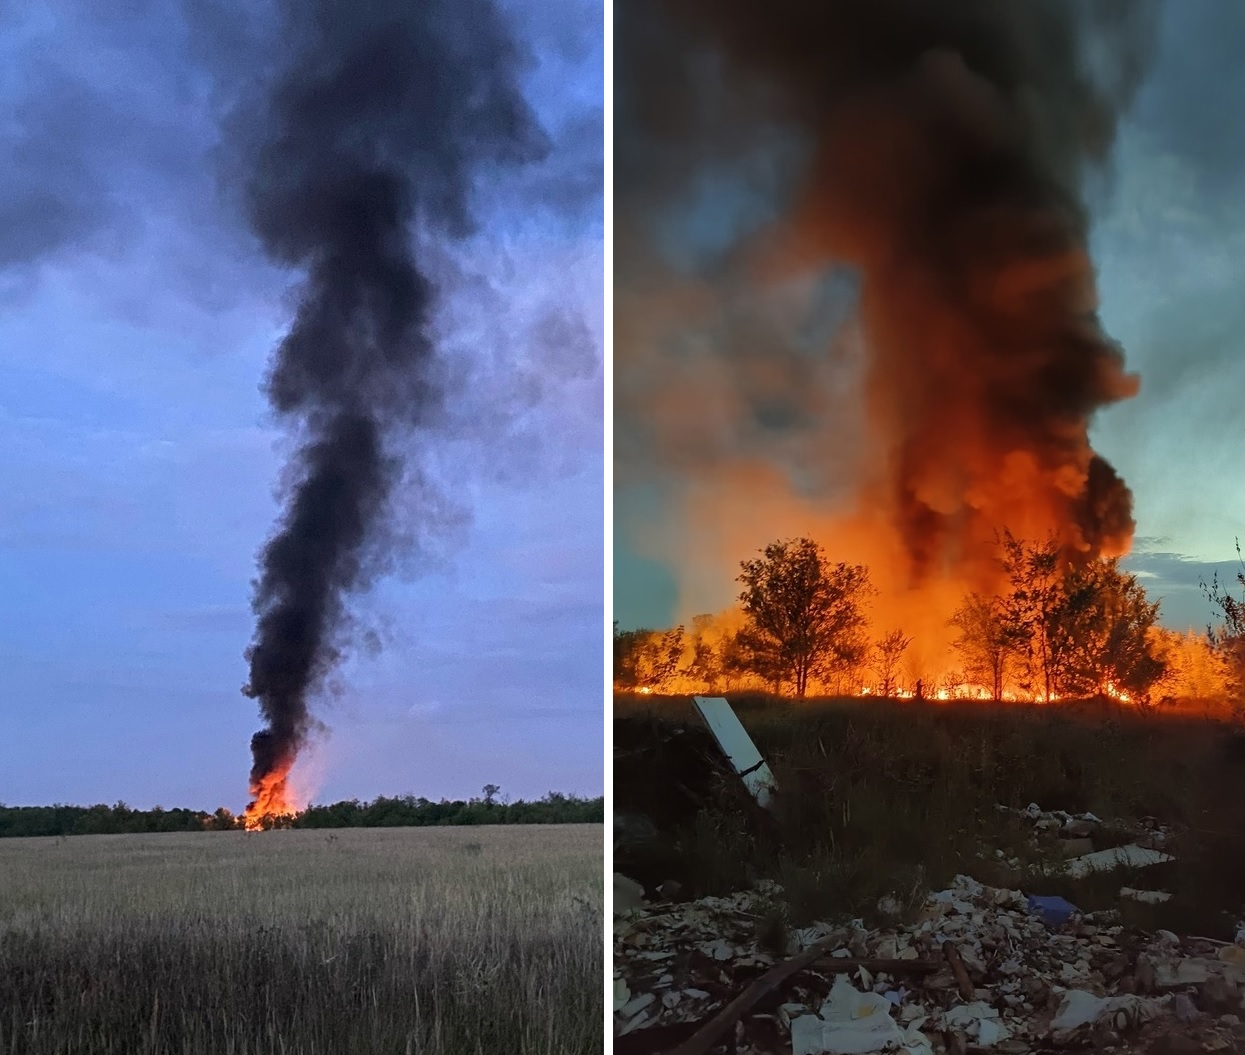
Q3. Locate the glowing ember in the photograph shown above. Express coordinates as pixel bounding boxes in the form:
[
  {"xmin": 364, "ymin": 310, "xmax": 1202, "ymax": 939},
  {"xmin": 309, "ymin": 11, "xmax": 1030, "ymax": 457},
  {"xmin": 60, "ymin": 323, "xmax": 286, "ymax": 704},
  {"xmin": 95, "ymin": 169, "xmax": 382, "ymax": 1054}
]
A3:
[{"xmin": 242, "ymin": 765, "xmax": 295, "ymax": 831}]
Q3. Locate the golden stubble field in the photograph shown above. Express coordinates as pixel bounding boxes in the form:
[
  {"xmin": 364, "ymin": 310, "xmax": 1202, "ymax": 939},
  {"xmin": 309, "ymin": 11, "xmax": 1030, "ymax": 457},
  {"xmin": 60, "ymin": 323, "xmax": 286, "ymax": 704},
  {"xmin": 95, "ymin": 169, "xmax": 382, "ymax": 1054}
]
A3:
[{"xmin": 0, "ymin": 824, "xmax": 603, "ymax": 1055}]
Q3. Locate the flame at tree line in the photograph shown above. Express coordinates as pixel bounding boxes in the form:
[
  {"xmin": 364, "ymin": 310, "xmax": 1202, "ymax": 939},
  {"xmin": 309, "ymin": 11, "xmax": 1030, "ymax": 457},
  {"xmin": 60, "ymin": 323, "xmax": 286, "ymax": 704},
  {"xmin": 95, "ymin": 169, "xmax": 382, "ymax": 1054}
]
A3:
[
  {"xmin": 242, "ymin": 766, "xmax": 295, "ymax": 832},
  {"xmin": 613, "ymin": 534, "xmax": 1237, "ymax": 708}
]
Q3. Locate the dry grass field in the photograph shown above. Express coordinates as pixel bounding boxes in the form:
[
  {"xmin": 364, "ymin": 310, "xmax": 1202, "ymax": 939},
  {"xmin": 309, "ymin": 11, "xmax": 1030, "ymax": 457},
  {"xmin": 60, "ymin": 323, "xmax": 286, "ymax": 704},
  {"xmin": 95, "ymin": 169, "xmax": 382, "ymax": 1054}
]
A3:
[{"xmin": 0, "ymin": 824, "xmax": 603, "ymax": 1055}]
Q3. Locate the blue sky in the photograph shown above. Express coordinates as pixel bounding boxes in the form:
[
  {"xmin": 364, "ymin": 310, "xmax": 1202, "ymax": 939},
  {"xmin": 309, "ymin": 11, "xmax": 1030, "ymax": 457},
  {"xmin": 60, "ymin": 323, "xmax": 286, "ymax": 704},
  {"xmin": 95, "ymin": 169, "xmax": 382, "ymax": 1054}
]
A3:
[
  {"xmin": 614, "ymin": 2, "xmax": 1245, "ymax": 636},
  {"xmin": 0, "ymin": 0, "xmax": 603, "ymax": 810}
]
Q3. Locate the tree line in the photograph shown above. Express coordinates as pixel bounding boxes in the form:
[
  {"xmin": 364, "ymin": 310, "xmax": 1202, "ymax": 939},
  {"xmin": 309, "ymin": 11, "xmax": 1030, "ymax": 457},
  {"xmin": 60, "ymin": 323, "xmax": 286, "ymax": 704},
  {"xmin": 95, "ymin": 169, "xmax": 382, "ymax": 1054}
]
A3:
[
  {"xmin": 616, "ymin": 533, "xmax": 1245, "ymax": 705},
  {"xmin": 0, "ymin": 790, "xmax": 604, "ymax": 838}
]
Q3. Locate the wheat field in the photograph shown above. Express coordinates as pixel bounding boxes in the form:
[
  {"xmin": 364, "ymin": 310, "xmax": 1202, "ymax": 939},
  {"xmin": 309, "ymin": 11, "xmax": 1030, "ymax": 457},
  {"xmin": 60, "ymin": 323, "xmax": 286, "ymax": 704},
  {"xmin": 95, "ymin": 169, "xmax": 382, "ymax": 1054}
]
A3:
[{"xmin": 0, "ymin": 824, "xmax": 603, "ymax": 1055}]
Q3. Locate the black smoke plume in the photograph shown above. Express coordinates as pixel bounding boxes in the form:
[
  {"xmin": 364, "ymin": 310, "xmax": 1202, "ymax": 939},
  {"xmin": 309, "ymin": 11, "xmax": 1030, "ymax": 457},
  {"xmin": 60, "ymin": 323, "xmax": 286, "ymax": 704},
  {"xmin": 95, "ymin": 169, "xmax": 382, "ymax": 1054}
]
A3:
[
  {"xmin": 231, "ymin": 0, "xmax": 544, "ymax": 812},
  {"xmin": 617, "ymin": 0, "xmax": 1159, "ymax": 585}
]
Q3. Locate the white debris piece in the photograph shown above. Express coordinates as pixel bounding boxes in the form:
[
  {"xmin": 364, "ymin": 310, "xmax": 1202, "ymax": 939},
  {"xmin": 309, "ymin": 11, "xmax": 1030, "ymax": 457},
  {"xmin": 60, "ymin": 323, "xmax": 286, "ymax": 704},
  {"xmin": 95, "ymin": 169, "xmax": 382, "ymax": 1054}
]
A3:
[
  {"xmin": 613, "ymin": 976, "xmax": 630, "ymax": 1012},
  {"xmin": 1121, "ymin": 886, "xmax": 1172, "ymax": 904},
  {"xmin": 692, "ymin": 696, "xmax": 777, "ymax": 808},
  {"xmin": 1064, "ymin": 843, "xmax": 1174, "ymax": 878},
  {"xmin": 619, "ymin": 992, "xmax": 655, "ymax": 1020},
  {"xmin": 1051, "ymin": 990, "xmax": 1169, "ymax": 1038},
  {"xmin": 790, "ymin": 977, "xmax": 931, "ymax": 1055},
  {"xmin": 1156, "ymin": 958, "xmax": 1213, "ymax": 986},
  {"xmin": 944, "ymin": 1001, "xmax": 1004, "ymax": 1040},
  {"xmin": 976, "ymin": 1018, "xmax": 1009, "ymax": 1046}
]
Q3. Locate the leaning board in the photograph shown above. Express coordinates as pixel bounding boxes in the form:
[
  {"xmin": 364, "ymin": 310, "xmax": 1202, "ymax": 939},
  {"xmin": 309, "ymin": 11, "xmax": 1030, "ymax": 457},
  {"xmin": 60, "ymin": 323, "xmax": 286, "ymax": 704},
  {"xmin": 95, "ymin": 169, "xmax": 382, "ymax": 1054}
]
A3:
[{"xmin": 692, "ymin": 696, "xmax": 776, "ymax": 809}]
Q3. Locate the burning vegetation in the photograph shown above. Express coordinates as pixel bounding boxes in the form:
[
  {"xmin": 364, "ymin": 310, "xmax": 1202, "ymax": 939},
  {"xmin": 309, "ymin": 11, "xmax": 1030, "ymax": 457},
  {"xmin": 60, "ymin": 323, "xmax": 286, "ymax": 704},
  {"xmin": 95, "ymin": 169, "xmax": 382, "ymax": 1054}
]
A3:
[
  {"xmin": 615, "ymin": 2, "xmax": 1179, "ymax": 697},
  {"xmin": 615, "ymin": 534, "xmax": 1244, "ymax": 710}
]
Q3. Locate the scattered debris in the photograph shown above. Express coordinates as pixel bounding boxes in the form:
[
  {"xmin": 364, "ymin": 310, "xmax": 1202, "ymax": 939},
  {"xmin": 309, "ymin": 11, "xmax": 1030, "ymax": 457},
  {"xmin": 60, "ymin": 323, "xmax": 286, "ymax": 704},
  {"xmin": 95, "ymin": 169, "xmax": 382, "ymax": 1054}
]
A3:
[
  {"xmin": 692, "ymin": 697, "xmax": 777, "ymax": 809},
  {"xmin": 668, "ymin": 932, "xmax": 845, "ymax": 1055},
  {"xmin": 615, "ymin": 870, "xmax": 1245, "ymax": 1053}
]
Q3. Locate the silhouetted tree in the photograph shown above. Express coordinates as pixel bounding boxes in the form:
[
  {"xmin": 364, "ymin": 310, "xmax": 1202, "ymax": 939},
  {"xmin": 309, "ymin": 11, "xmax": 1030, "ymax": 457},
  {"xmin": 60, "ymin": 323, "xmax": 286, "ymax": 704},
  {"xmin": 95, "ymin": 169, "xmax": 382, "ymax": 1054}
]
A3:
[
  {"xmin": 737, "ymin": 537, "xmax": 872, "ymax": 699},
  {"xmin": 870, "ymin": 629, "xmax": 912, "ymax": 698},
  {"xmin": 950, "ymin": 592, "xmax": 1024, "ymax": 700},
  {"xmin": 998, "ymin": 532, "xmax": 1063, "ymax": 701},
  {"xmin": 685, "ymin": 614, "xmax": 723, "ymax": 693},
  {"xmin": 1202, "ymin": 540, "xmax": 1245, "ymax": 705},
  {"xmin": 613, "ymin": 625, "xmax": 686, "ymax": 691},
  {"xmin": 1047, "ymin": 557, "xmax": 1166, "ymax": 701}
]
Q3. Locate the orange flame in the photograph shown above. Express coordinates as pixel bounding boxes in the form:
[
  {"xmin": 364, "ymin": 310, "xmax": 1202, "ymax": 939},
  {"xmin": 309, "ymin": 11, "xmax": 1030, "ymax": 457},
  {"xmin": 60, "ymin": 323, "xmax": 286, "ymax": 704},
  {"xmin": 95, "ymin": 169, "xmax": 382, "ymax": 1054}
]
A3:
[{"xmin": 242, "ymin": 765, "xmax": 296, "ymax": 831}]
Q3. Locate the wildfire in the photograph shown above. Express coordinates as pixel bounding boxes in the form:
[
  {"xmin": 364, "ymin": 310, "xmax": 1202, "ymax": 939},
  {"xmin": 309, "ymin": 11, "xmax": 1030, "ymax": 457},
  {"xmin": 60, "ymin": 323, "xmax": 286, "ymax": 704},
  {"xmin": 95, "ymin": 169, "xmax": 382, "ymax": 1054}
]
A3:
[
  {"xmin": 857, "ymin": 683, "xmax": 995, "ymax": 702},
  {"xmin": 1103, "ymin": 682, "xmax": 1132, "ymax": 704},
  {"xmin": 241, "ymin": 765, "xmax": 296, "ymax": 831},
  {"xmin": 851, "ymin": 682, "xmax": 1133, "ymax": 705}
]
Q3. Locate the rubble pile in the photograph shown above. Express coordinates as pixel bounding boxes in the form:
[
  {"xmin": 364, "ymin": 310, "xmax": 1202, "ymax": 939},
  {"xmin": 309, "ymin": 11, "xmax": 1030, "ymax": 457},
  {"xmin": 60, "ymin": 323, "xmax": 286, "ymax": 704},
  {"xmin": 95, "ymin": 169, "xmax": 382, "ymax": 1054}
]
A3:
[
  {"xmin": 988, "ymin": 804, "xmax": 1177, "ymax": 890},
  {"xmin": 614, "ymin": 873, "xmax": 1245, "ymax": 1054}
]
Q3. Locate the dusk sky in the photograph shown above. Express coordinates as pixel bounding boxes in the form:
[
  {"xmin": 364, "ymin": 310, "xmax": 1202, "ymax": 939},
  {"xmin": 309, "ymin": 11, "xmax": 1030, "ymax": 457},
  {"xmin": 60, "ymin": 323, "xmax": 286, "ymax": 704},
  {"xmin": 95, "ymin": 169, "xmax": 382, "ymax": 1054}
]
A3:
[
  {"xmin": 0, "ymin": 0, "xmax": 603, "ymax": 810},
  {"xmin": 615, "ymin": 2, "xmax": 1245, "ymax": 635}
]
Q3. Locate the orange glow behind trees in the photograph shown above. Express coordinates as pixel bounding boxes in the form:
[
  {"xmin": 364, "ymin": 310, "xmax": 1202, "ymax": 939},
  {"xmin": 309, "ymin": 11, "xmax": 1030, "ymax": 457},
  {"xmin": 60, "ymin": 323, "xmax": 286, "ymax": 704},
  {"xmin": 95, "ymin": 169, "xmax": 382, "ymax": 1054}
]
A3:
[{"xmin": 615, "ymin": 534, "xmax": 1231, "ymax": 707}]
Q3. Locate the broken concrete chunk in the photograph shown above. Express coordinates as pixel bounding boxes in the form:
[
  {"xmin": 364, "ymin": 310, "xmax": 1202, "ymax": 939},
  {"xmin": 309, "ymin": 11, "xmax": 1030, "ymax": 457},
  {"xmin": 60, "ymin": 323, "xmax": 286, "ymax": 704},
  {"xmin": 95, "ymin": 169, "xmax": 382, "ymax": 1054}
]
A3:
[
  {"xmin": 1156, "ymin": 958, "xmax": 1213, "ymax": 987},
  {"xmin": 618, "ymin": 1009, "xmax": 653, "ymax": 1036},
  {"xmin": 619, "ymin": 992, "xmax": 655, "ymax": 1019}
]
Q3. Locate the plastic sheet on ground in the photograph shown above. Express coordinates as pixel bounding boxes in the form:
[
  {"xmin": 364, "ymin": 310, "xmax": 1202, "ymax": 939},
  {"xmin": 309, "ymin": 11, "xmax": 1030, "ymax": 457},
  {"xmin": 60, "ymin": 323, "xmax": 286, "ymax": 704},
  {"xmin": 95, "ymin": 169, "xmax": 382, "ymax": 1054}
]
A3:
[{"xmin": 790, "ymin": 977, "xmax": 932, "ymax": 1055}]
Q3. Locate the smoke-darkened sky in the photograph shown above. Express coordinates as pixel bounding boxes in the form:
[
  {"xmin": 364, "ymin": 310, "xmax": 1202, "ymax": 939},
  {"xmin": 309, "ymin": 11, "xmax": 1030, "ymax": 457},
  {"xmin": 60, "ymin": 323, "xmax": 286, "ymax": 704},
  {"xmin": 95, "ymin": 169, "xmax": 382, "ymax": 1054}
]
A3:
[
  {"xmin": 0, "ymin": 0, "xmax": 603, "ymax": 810},
  {"xmin": 614, "ymin": 1, "xmax": 1245, "ymax": 634}
]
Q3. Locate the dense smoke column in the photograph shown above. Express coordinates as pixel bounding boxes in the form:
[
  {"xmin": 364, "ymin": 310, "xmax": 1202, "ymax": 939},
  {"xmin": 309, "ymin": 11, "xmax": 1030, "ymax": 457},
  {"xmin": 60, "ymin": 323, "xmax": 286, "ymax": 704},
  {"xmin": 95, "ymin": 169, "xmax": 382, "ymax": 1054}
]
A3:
[
  {"xmin": 618, "ymin": 0, "xmax": 1158, "ymax": 582},
  {"xmin": 234, "ymin": 0, "xmax": 543, "ymax": 811}
]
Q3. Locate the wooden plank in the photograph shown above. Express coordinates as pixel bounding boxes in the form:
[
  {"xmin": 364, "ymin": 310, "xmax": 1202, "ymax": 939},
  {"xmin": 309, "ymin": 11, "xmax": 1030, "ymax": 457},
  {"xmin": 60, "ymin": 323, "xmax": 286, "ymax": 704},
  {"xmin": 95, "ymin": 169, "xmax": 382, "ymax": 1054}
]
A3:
[
  {"xmin": 944, "ymin": 942, "xmax": 975, "ymax": 1001},
  {"xmin": 667, "ymin": 934, "xmax": 843, "ymax": 1055}
]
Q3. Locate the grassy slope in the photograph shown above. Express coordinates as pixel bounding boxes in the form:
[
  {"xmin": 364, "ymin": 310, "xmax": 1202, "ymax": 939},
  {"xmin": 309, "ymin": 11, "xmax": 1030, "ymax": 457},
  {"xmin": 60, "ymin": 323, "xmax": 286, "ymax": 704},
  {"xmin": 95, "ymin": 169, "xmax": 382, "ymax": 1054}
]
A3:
[
  {"xmin": 615, "ymin": 693, "xmax": 1245, "ymax": 938},
  {"xmin": 0, "ymin": 825, "xmax": 603, "ymax": 1055}
]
